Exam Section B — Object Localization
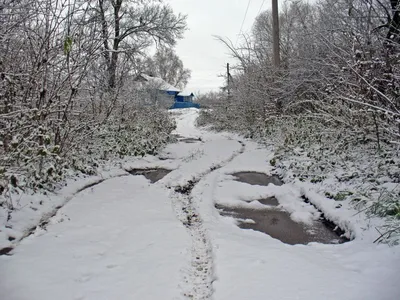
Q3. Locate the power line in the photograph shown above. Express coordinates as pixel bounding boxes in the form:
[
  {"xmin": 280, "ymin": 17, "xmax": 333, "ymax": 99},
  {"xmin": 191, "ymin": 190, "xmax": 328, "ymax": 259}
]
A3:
[
  {"xmin": 236, "ymin": 0, "xmax": 252, "ymax": 46},
  {"xmin": 257, "ymin": 0, "xmax": 266, "ymax": 15}
]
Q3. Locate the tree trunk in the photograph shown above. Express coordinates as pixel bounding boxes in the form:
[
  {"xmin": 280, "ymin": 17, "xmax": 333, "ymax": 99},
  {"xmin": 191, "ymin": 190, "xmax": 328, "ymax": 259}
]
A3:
[
  {"xmin": 108, "ymin": 0, "xmax": 122, "ymax": 89},
  {"xmin": 387, "ymin": 0, "xmax": 400, "ymax": 45},
  {"xmin": 98, "ymin": 0, "xmax": 111, "ymax": 70},
  {"xmin": 108, "ymin": 50, "xmax": 119, "ymax": 89}
]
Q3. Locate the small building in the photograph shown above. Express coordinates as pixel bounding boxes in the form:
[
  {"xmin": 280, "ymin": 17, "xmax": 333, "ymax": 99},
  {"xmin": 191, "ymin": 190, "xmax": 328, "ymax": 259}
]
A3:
[
  {"xmin": 176, "ymin": 91, "xmax": 194, "ymax": 102},
  {"xmin": 170, "ymin": 91, "xmax": 200, "ymax": 109},
  {"xmin": 135, "ymin": 74, "xmax": 180, "ymax": 108},
  {"xmin": 134, "ymin": 73, "xmax": 200, "ymax": 109}
]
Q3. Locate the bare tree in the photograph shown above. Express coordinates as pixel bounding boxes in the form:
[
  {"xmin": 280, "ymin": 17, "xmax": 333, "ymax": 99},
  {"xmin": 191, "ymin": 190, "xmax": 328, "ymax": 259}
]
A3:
[
  {"xmin": 94, "ymin": 0, "xmax": 187, "ymax": 90},
  {"xmin": 143, "ymin": 46, "xmax": 191, "ymax": 89},
  {"xmin": 215, "ymin": 0, "xmax": 400, "ymax": 143},
  {"xmin": 0, "ymin": 0, "xmax": 183, "ymax": 193}
]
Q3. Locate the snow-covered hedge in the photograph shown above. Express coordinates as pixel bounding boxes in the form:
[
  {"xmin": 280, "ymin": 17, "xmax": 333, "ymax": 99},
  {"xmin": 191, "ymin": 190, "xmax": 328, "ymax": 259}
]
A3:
[{"xmin": 0, "ymin": 106, "xmax": 176, "ymax": 208}]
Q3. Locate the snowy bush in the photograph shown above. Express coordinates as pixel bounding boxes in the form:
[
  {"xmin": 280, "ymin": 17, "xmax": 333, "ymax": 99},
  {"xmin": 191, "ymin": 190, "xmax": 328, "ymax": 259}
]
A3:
[
  {"xmin": 0, "ymin": 105, "xmax": 175, "ymax": 194},
  {"xmin": 0, "ymin": 0, "xmax": 184, "ymax": 214},
  {"xmin": 199, "ymin": 105, "xmax": 400, "ymax": 244},
  {"xmin": 198, "ymin": 0, "xmax": 400, "ymax": 244}
]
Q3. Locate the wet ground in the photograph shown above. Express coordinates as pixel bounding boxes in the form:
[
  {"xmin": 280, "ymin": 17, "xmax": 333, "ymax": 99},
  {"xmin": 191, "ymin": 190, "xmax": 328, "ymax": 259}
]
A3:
[
  {"xmin": 172, "ymin": 134, "xmax": 202, "ymax": 143},
  {"xmin": 215, "ymin": 203, "xmax": 342, "ymax": 245},
  {"xmin": 225, "ymin": 171, "xmax": 343, "ymax": 244},
  {"xmin": 257, "ymin": 197, "xmax": 279, "ymax": 206},
  {"xmin": 232, "ymin": 172, "xmax": 283, "ymax": 186},
  {"xmin": 127, "ymin": 168, "xmax": 172, "ymax": 183},
  {"xmin": 179, "ymin": 137, "xmax": 202, "ymax": 143}
]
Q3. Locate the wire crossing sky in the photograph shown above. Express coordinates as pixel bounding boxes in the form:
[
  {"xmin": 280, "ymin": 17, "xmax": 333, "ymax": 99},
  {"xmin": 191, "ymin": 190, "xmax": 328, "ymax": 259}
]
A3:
[
  {"xmin": 167, "ymin": 0, "xmax": 270, "ymax": 94},
  {"xmin": 235, "ymin": 0, "xmax": 252, "ymax": 47}
]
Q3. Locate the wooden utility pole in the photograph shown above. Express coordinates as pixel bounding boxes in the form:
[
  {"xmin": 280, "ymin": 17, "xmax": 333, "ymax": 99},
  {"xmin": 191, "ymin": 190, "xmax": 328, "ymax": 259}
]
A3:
[
  {"xmin": 272, "ymin": 0, "xmax": 280, "ymax": 68},
  {"xmin": 227, "ymin": 63, "xmax": 231, "ymax": 98}
]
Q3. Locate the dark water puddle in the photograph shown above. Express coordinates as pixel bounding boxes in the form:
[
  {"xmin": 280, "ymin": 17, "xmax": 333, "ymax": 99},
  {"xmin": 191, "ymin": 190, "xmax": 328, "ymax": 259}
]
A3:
[
  {"xmin": 0, "ymin": 246, "xmax": 14, "ymax": 256},
  {"xmin": 302, "ymin": 196, "xmax": 350, "ymax": 241},
  {"xmin": 215, "ymin": 203, "xmax": 344, "ymax": 245},
  {"xmin": 232, "ymin": 172, "xmax": 283, "ymax": 186},
  {"xmin": 257, "ymin": 197, "xmax": 279, "ymax": 206},
  {"xmin": 172, "ymin": 134, "xmax": 202, "ymax": 143},
  {"xmin": 179, "ymin": 138, "xmax": 202, "ymax": 143},
  {"xmin": 127, "ymin": 168, "xmax": 172, "ymax": 183}
]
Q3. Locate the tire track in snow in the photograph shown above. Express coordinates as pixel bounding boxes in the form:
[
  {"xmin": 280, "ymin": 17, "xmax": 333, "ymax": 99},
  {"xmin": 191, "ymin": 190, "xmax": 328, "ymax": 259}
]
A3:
[
  {"xmin": 170, "ymin": 139, "xmax": 246, "ymax": 299},
  {"xmin": 2, "ymin": 172, "xmax": 130, "ymax": 256}
]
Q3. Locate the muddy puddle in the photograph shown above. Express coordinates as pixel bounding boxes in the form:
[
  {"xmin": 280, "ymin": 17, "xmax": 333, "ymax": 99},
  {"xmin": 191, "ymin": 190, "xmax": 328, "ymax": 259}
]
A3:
[
  {"xmin": 215, "ymin": 202, "xmax": 344, "ymax": 245},
  {"xmin": 179, "ymin": 137, "xmax": 202, "ymax": 143},
  {"xmin": 232, "ymin": 172, "xmax": 283, "ymax": 186},
  {"xmin": 172, "ymin": 134, "xmax": 202, "ymax": 143},
  {"xmin": 0, "ymin": 246, "xmax": 13, "ymax": 256},
  {"xmin": 127, "ymin": 168, "xmax": 172, "ymax": 183},
  {"xmin": 257, "ymin": 197, "xmax": 280, "ymax": 206}
]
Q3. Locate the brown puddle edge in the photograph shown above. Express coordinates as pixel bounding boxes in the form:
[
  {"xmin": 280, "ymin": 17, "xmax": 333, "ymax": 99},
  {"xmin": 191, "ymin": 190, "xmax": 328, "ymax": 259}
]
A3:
[
  {"xmin": 215, "ymin": 203, "xmax": 348, "ymax": 245},
  {"xmin": 127, "ymin": 168, "xmax": 172, "ymax": 183},
  {"xmin": 232, "ymin": 172, "xmax": 283, "ymax": 186}
]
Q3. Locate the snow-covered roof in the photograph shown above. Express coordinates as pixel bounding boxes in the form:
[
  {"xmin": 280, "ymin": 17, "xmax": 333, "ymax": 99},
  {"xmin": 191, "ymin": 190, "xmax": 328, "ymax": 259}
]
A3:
[
  {"xmin": 139, "ymin": 74, "xmax": 181, "ymax": 92},
  {"xmin": 177, "ymin": 91, "xmax": 194, "ymax": 97}
]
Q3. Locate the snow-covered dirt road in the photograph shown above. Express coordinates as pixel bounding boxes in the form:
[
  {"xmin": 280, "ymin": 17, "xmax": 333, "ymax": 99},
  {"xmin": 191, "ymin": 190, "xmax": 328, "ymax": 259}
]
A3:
[{"xmin": 1, "ymin": 109, "xmax": 399, "ymax": 300}]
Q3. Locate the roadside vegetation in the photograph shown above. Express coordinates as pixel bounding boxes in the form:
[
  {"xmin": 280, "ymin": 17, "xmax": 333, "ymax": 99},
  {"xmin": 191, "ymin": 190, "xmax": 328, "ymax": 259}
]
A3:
[
  {"xmin": 0, "ymin": 0, "xmax": 188, "ymax": 212},
  {"xmin": 197, "ymin": 0, "xmax": 400, "ymax": 244}
]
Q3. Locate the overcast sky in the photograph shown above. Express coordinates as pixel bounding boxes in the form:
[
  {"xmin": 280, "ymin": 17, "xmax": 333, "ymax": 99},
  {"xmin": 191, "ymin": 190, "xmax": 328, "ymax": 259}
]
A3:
[{"xmin": 166, "ymin": 0, "xmax": 271, "ymax": 94}]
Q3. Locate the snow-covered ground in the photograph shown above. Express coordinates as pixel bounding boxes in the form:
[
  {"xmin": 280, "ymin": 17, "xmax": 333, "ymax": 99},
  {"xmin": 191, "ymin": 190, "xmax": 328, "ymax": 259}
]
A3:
[
  {"xmin": 1, "ymin": 175, "xmax": 190, "ymax": 300},
  {"xmin": 193, "ymin": 142, "xmax": 400, "ymax": 300},
  {"xmin": 1, "ymin": 108, "xmax": 399, "ymax": 300}
]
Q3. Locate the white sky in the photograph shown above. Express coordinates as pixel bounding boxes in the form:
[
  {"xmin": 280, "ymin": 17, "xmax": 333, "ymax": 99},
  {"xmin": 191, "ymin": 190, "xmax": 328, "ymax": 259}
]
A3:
[{"xmin": 166, "ymin": 0, "xmax": 271, "ymax": 94}]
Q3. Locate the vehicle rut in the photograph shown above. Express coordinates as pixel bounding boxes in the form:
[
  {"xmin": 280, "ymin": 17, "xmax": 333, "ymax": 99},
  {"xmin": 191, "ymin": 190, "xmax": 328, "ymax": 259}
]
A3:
[{"xmin": 170, "ymin": 139, "xmax": 246, "ymax": 300}]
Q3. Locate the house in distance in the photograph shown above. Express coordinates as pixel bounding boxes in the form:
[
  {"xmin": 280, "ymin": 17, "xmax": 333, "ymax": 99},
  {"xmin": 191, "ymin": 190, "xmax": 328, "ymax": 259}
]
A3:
[{"xmin": 135, "ymin": 74, "xmax": 200, "ymax": 109}]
